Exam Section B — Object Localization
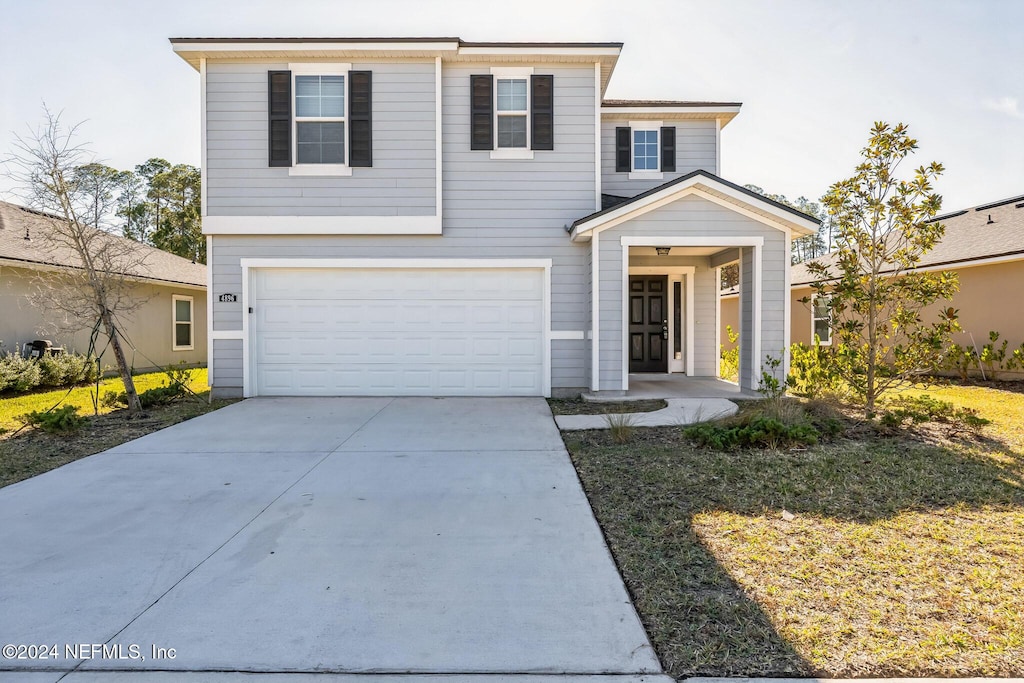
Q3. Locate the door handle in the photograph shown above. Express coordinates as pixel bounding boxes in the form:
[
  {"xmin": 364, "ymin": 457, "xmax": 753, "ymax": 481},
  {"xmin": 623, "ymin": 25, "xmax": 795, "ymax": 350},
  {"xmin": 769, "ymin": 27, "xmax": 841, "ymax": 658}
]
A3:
[{"xmin": 662, "ymin": 320, "xmax": 668, "ymax": 340}]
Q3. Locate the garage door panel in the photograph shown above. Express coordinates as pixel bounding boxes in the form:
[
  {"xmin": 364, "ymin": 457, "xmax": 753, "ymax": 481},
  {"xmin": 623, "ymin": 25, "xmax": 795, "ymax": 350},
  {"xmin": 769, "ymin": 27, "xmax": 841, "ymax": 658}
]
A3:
[{"xmin": 251, "ymin": 267, "xmax": 545, "ymax": 396}]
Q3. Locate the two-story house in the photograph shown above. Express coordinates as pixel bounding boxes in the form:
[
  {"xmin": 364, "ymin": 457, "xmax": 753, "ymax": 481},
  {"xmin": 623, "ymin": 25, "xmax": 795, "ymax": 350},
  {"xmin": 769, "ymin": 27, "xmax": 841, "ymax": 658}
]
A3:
[{"xmin": 171, "ymin": 37, "xmax": 819, "ymax": 398}]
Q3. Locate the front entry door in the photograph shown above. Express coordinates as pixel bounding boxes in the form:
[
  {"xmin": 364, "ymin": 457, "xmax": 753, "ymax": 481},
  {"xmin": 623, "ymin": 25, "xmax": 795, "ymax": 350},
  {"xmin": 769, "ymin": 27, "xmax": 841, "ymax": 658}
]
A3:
[{"xmin": 628, "ymin": 276, "xmax": 668, "ymax": 373}]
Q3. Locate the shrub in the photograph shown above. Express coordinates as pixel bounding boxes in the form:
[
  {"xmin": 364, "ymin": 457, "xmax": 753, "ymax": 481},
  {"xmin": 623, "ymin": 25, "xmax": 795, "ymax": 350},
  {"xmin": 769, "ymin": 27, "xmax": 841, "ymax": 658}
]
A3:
[
  {"xmin": 979, "ymin": 331, "xmax": 1009, "ymax": 380},
  {"xmin": 720, "ymin": 325, "xmax": 739, "ymax": 382},
  {"xmin": 37, "ymin": 353, "xmax": 99, "ymax": 388},
  {"xmin": 22, "ymin": 405, "xmax": 85, "ymax": 434},
  {"xmin": 788, "ymin": 340, "xmax": 847, "ymax": 399},
  {"xmin": 878, "ymin": 394, "xmax": 990, "ymax": 435},
  {"xmin": 684, "ymin": 415, "xmax": 821, "ymax": 450},
  {"xmin": 943, "ymin": 343, "xmax": 977, "ymax": 381},
  {"xmin": 0, "ymin": 353, "xmax": 42, "ymax": 393},
  {"xmin": 104, "ymin": 382, "xmax": 187, "ymax": 410}
]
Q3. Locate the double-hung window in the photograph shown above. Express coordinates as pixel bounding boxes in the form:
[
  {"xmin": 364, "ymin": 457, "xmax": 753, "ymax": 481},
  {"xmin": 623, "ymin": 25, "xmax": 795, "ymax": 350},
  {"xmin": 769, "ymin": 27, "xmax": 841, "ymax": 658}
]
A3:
[
  {"xmin": 295, "ymin": 74, "xmax": 345, "ymax": 165},
  {"xmin": 285, "ymin": 64, "xmax": 354, "ymax": 176},
  {"xmin": 172, "ymin": 295, "xmax": 194, "ymax": 351},
  {"xmin": 496, "ymin": 78, "xmax": 528, "ymax": 148},
  {"xmin": 811, "ymin": 294, "xmax": 832, "ymax": 346}
]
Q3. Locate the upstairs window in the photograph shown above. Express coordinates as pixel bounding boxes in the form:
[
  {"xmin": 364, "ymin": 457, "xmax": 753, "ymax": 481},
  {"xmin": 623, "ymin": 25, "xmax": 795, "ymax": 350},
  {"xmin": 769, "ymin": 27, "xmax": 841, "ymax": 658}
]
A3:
[
  {"xmin": 496, "ymin": 78, "xmax": 528, "ymax": 148},
  {"xmin": 615, "ymin": 122, "xmax": 676, "ymax": 179},
  {"xmin": 268, "ymin": 65, "xmax": 372, "ymax": 175},
  {"xmin": 470, "ymin": 69, "xmax": 553, "ymax": 159},
  {"xmin": 633, "ymin": 129, "xmax": 659, "ymax": 170},
  {"xmin": 295, "ymin": 75, "xmax": 346, "ymax": 165}
]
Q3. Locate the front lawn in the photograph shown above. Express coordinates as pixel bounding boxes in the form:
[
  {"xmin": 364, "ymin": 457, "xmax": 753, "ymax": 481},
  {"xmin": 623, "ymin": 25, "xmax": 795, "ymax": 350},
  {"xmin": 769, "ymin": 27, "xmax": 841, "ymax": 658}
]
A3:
[
  {"xmin": 0, "ymin": 368, "xmax": 235, "ymax": 488},
  {"xmin": 562, "ymin": 384, "xmax": 1024, "ymax": 677}
]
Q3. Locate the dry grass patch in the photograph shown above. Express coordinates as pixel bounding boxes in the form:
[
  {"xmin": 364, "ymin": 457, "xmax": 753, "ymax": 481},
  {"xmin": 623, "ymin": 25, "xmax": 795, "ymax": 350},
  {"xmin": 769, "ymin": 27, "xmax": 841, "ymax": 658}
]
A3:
[{"xmin": 563, "ymin": 386, "xmax": 1024, "ymax": 677}]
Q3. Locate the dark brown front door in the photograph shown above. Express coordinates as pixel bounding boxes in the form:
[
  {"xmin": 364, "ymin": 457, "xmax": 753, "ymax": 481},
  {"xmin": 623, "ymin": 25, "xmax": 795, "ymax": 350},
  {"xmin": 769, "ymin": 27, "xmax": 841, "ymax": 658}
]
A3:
[{"xmin": 629, "ymin": 276, "xmax": 668, "ymax": 373}]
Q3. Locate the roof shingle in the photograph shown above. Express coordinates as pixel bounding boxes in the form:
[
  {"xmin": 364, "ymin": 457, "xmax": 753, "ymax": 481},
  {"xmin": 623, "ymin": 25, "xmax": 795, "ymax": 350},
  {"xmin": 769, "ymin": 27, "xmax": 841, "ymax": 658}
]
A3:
[{"xmin": 0, "ymin": 201, "xmax": 206, "ymax": 288}]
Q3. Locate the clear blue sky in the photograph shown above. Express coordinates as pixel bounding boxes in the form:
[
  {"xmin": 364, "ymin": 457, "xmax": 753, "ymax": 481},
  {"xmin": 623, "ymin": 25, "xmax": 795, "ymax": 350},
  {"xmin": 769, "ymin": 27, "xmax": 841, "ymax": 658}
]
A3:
[{"xmin": 2, "ymin": 0, "xmax": 1021, "ymax": 211}]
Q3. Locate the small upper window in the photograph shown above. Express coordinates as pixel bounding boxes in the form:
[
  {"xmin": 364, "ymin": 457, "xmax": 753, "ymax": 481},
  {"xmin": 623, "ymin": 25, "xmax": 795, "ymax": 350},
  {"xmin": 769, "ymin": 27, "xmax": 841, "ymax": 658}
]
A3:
[
  {"xmin": 173, "ymin": 295, "xmax": 194, "ymax": 351},
  {"xmin": 812, "ymin": 295, "xmax": 832, "ymax": 346},
  {"xmin": 633, "ymin": 129, "xmax": 659, "ymax": 171},
  {"xmin": 295, "ymin": 75, "xmax": 345, "ymax": 165},
  {"xmin": 496, "ymin": 78, "xmax": 528, "ymax": 148}
]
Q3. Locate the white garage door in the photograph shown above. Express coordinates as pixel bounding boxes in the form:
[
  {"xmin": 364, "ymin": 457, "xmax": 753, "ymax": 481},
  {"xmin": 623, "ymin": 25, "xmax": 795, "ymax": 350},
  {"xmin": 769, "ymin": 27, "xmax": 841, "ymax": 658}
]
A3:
[{"xmin": 250, "ymin": 267, "xmax": 545, "ymax": 396}]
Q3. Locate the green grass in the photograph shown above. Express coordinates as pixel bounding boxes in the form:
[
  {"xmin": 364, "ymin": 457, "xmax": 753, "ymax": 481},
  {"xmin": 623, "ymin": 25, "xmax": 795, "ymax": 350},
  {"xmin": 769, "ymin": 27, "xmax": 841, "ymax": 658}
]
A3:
[
  {"xmin": 562, "ymin": 384, "xmax": 1024, "ymax": 677},
  {"xmin": 0, "ymin": 368, "xmax": 209, "ymax": 432},
  {"xmin": 0, "ymin": 368, "xmax": 234, "ymax": 489}
]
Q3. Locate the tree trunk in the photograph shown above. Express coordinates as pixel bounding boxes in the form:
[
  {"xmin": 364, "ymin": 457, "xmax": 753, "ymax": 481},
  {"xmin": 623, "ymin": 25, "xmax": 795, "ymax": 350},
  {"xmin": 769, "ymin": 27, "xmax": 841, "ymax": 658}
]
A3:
[{"xmin": 101, "ymin": 309, "xmax": 142, "ymax": 414}]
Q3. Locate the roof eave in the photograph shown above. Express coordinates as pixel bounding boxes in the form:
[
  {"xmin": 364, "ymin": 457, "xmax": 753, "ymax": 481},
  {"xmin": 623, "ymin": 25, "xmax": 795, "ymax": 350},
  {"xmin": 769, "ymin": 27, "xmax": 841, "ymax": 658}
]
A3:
[{"xmin": 570, "ymin": 171, "xmax": 820, "ymax": 242}]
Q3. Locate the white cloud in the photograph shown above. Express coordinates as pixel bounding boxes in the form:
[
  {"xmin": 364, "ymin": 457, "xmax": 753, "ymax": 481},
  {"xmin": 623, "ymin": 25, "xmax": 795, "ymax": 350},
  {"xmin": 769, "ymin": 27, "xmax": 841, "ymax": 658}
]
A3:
[{"xmin": 983, "ymin": 96, "xmax": 1023, "ymax": 118}]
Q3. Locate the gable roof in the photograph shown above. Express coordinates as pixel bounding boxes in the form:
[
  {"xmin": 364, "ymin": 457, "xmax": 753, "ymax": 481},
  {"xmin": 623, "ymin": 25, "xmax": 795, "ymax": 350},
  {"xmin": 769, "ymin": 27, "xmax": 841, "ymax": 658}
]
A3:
[
  {"xmin": 570, "ymin": 170, "xmax": 821, "ymax": 241},
  {"xmin": 791, "ymin": 194, "xmax": 1024, "ymax": 286},
  {"xmin": 0, "ymin": 201, "xmax": 206, "ymax": 288}
]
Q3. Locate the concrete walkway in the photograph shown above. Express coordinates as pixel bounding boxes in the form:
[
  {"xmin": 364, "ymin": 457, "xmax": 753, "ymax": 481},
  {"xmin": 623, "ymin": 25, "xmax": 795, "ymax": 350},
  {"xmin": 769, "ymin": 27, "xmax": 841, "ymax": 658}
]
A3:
[
  {"xmin": 0, "ymin": 398, "xmax": 667, "ymax": 682},
  {"xmin": 555, "ymin": 398, "xmax": 738, "ymax": 431}
]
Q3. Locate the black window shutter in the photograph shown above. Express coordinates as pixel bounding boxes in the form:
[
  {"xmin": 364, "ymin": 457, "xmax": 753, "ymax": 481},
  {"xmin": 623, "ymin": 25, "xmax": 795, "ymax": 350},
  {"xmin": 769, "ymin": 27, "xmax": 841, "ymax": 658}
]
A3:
[
  {"xmin": 349, "ymin": 70, "xmax": 372, "ymax": 167},
  {"xmin": 268, "ymin": 70, "xmax": 292, "ymax": 167},
  {"xmin": 470, "ymin": 74, "xmax": 493, "ymax": 150},
  {"xmin": 531, "ymin": 74, "xmax": 553, "ymax": 151},
  {"xmin": 615, "ymin": 126, "xmax": 631, "ymax": 172},
  {"xmin": 661, "ymin": 126, "xmax": 676, "ymax": 172}
]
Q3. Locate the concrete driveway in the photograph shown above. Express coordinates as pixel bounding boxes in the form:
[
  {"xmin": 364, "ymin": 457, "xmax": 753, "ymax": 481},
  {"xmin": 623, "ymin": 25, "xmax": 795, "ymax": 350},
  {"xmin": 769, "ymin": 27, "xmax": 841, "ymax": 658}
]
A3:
[{"xmin": 0, "ymin": 397, "xmax": 666, "ymax": 682}]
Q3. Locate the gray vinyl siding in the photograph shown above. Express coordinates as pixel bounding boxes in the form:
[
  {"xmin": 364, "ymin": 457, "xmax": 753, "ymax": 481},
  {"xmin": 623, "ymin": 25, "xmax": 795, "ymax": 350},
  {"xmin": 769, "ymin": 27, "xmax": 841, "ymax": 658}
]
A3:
[
  {"xmin": 211, "ymin": 339, "xmax": 242, "ymax": 395},
  {"xmin": 600, "ymin": 119, "xmax": 717, "ymax": 197},
  {"xmin": 208, "ymin": 63, "xmax": 597, "ymax": 393},
  {"xmin": 205, "ymin": 60, "xmax": 436, "ymax": 217},
  {"xmin": 597, "ymin": 194, "xmax": 786, "ymax": 391}
]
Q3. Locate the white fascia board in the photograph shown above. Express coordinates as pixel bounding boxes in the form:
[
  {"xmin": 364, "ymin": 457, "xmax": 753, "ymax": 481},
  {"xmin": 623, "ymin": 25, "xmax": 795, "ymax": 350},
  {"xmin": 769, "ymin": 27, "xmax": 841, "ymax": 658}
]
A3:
[
  {"xmin": 458, "ymin": 46, "xmax": 622, "ymax": 57},
  {"xmin": 601, "ymin": 106, "xmax": 741, "ymax": 116},
  {"xmin": 203, "ymin": 215, "xmax": 442, "ymax": 235},
  {"xmin": 173, "ymin": 41, "xmax": 461, "ymax": 54}
]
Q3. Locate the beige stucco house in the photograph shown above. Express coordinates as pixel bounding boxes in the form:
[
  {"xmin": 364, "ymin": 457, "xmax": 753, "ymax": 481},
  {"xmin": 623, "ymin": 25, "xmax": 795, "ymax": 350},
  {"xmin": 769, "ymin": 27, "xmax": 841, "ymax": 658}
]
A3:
[
  {"xmin": 0, "ymin": 201, "xmax": 207, "ymax": 371},
  {"xmin": 721, "ymin": 194, "xmax": 1024, "ymax": 373}
]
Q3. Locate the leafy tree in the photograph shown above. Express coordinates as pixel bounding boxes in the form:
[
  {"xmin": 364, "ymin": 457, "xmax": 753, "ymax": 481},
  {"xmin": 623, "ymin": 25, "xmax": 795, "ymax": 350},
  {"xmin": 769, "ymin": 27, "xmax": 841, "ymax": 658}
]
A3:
[
  {"xmin": 6, "ymin": 108, "xmax": 145, "ymax": 413},
  {"xmin": 805, "ymin": 122, "xmax": 958, "ymax": 415},
  {"xmin": 112, "ymin": 158, "xmax": 204, "ymax": 263},
  {"xmin": 744, "ymin": 184, "xmax": 831, "ymax": 263}
]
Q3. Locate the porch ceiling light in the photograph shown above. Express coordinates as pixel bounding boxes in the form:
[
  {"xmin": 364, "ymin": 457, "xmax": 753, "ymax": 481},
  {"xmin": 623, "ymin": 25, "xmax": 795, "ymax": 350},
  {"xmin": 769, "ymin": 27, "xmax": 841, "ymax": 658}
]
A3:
[{"xmin": 655, "ymin": 247, "xmax": 671, "ymax": 256}]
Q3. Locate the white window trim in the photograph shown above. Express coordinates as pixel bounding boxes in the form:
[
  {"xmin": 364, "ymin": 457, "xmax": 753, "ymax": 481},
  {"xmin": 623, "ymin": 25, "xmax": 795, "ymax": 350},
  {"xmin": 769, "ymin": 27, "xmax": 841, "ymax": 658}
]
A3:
[
  {"xmin": 811, "ymin": 293, "xmax": 833, "ymax": 346},
  {"xmin": 172, "ymin": 294, "xmax": 195, "ymax": 352},
  {"xmin": 628, "ymin": 119, "xmax": 663, "ymax": 180},
  {"xmin": 489, "ymin": 66, "xmax": 534, "ymax": 160},
  {"xmin": 288, "ymin": 62, "xmax": 353, "ymax": 177}
]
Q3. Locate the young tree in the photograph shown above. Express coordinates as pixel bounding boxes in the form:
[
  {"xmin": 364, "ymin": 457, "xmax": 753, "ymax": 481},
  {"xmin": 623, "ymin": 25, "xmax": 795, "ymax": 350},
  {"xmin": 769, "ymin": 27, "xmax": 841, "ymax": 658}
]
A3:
[
  {"xmin": 6, "ymin": 108, "xmax": 145, "ymax": 413},
  {"xmin": 806, "ymin": 122, "xmax": 958, "ymax": 415}
]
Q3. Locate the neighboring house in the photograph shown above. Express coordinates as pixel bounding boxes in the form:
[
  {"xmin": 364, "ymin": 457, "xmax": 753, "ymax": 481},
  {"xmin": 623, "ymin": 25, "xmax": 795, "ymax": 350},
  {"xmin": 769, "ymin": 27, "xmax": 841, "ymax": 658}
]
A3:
[
  {"xmin": 0, "ymin": 201, "xmax": 208, "ymax": 371},
  {"xmin": 171, "ymin": 37, "xmax": 819, "ymax": 398},
  {"xmin": 721, "ymin": 194, "xmax": 1024, "ymax": 369}
]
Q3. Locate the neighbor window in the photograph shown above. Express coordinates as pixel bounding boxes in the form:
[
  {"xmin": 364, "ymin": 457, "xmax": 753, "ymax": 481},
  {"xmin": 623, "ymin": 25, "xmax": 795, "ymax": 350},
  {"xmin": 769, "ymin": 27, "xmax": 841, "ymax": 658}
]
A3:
[
  {"xmin": 295, "ymin": 74, "xmax": 346, "ymax": 164},
  {"xmin": 173, "ymin": 295, "xmax": 194, "ymax": 351},
  {"xmin": 811, "ymin": 294, "xmax": 832, "ymax": 346},
  {"xmin": 496, "ymin": 78, "xmax": 528, "ymax": 148}
]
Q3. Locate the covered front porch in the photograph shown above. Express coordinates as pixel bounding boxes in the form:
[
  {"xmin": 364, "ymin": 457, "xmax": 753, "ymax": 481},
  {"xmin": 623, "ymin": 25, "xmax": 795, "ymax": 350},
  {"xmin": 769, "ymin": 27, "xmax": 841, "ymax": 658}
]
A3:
[
  {"xmin": 583, "ymin": 374, "xmax": 753, "ymax": 401},
  {"xmin": 569, "ymin": 171, "xmax": 821, "ymax": 397}
]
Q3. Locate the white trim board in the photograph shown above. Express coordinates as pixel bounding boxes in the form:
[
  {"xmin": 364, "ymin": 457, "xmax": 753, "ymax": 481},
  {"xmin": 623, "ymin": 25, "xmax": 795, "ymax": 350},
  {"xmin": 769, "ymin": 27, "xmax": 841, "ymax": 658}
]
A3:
[
  {"xmin": 238, "ymin": 258, "xmax": 553, "ymax": 398},
  {"xmin": 203, "ymin": 215, "xmax": 442, "ymax": 235}
]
